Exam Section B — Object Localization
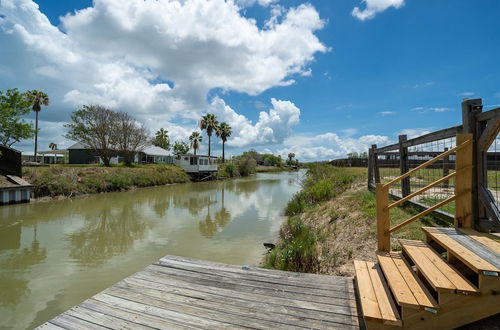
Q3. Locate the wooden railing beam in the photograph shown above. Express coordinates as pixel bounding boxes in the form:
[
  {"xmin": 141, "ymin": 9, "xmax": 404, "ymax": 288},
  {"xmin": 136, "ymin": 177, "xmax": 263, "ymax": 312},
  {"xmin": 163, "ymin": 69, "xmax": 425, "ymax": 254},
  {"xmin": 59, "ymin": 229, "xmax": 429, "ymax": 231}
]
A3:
[
  {"xmin": 455, "ymin": 134, "xmax": 474, "ymax": 228},
  {"xmin": 376, "ymin": 184, "xmax": 390, "ymax": 252},
  {"xmin": 387, "ymin": 171, "xmax": 458, "ymax": 210},
  {"xmin": 389, "ymin": 194, "xmax": 460, "ymax": 233}
]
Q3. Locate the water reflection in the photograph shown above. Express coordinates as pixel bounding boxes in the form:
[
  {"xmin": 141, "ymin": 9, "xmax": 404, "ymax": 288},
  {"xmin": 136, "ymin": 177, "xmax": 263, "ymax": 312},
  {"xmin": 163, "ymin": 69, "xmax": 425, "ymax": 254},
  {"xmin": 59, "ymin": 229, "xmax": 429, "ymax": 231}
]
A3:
[
  {"xmin": 0, "ymin": 171, "xmax": 303, "ymax": 329},
  {"xmin": 67, "ymin": 202, "xmax": 154, "ymax": 267},
  {"xmin": 0, "ymin": 224, "xmax": 47, "ymax": 308}
]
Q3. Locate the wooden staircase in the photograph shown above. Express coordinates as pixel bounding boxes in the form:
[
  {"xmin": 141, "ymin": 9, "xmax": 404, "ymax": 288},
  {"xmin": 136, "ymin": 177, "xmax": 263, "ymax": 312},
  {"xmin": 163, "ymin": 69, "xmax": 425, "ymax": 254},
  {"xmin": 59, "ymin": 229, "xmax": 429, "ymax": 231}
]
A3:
[{"xmin": 354, "ymin": 227, "xmax": 500, "ymax": 329}]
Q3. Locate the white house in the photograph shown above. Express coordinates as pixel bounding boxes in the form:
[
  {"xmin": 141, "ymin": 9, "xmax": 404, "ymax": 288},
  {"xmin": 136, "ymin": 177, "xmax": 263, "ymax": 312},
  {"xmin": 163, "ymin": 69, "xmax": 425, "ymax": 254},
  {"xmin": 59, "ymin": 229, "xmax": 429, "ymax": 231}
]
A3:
[{"xmin": 174, "ymin": 155, "xmax": 218, "ymax": 174}]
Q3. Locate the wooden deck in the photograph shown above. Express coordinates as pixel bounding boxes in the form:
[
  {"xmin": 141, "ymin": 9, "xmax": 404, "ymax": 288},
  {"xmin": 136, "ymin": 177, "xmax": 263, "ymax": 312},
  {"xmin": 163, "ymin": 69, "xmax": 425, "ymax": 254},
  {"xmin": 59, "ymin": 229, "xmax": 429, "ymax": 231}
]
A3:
[{"xmin": 37, "ymin": 256, "xmax": 362, "ymax": 329}]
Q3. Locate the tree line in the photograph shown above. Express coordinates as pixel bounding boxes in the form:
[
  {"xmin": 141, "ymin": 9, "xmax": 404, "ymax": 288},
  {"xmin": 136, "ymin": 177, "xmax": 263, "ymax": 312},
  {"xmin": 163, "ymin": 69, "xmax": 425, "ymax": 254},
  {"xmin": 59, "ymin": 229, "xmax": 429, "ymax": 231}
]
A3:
[
  {"xmin": 152, "ymin": 113, "xmax": 233, "ymax": 161},
  {"xmin": 0, "ymin": 88, "xmax": 49, "ymax": 160},
  {"xmin": 1, "ymin": 88, "xmax": 234, "ymax": 166}
]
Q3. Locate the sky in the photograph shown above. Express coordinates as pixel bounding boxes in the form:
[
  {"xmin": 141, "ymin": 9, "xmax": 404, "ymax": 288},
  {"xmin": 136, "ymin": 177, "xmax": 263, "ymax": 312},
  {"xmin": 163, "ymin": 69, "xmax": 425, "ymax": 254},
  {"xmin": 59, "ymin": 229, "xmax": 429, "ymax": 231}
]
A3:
[{"xmin": 1, "ymin": 0, "xmax": 499, "ymax": 161}]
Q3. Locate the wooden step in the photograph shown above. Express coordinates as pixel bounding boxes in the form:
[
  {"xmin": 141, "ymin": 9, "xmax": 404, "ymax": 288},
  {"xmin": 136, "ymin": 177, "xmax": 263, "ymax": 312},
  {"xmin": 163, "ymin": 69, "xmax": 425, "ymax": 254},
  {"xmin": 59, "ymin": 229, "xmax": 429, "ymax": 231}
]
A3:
[
  {"xmin": 377, "ymin": 253, "xmax": 439, "ymax": 312},
  {"xmin": 353, "ymin": 260, "xmax": 402, "ymax": 327},
  {"xmin": 399, "ymin": 240, "xmax": 479, "ymax": 295},
  {"xmin": 422, "ymin": 227, "xmax": 500, "ymax": 276}
]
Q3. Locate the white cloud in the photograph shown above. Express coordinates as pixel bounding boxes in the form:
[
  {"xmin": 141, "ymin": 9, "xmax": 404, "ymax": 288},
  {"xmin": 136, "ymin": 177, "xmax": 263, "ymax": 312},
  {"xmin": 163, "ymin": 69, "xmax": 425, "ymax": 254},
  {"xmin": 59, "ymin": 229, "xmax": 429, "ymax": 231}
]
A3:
[
  {"xmin": 209, "ymin": 96, "xmax": 300, "ymax": 148},
  {"xmin": 430, "ymin": 107, "xmax": 453, "ymax": 113},
  {"xmin": 352, "ymin": 0, "xmax": 404, "ymax": 21},
  {"xmin": 396, "ymin": 128, "xmax": 432, "ymax": 139},
  {"xmin": 411, "ymin": 106, "xmax": 453, "ymax": 114},
  {"xmin": 461, "ymin": 92, "xmax": 475, "ymax": 97},
  {"xmin": 278, "ymin": 132, "xmax": 392, "ymax": 161},
  {"xmin": 0, "ymin": 0, "xmax": 326, "ymax": 151},
  {"xmin": 236, "ymin": 0, "xmax": 278, "ymax": 7},
  {"xmin": 378, "ymin": 111, "xmax": 396, "ymax": 116},
  {"xmin": 341, "ymin": 128, "xmax": 358, "ymax": 137}
]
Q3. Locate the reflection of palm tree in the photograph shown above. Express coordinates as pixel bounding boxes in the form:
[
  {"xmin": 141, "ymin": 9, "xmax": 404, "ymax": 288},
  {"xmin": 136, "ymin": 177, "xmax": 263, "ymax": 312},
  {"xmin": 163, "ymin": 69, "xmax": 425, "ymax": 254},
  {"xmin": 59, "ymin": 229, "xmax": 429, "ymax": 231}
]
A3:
[
  {"xmin": 198, "ymin": 213, "xmax": 218, "ymax": 238},
  {"xmin": 215, "ymin": 207, "xmax": 231, "ymax": 228},
  {"xmin": 0, "ymin": 226, "xmax": 47, "ymax": 307}
]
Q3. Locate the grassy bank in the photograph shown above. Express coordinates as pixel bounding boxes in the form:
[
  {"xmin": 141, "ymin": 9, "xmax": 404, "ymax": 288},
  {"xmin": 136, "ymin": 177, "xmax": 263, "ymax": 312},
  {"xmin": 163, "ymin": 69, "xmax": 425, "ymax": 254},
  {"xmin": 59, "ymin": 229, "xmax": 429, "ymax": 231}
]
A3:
[
  {"xmin": 23, "ymin": 164, "xmax": 190, "ymax": 198},
  {"xmin": 263, "ymin": 165, "xmax": 451, "ymax": 276},
  {"xmin": 255, "ymin": 165, "xmax": 292, "ymax": 173}
]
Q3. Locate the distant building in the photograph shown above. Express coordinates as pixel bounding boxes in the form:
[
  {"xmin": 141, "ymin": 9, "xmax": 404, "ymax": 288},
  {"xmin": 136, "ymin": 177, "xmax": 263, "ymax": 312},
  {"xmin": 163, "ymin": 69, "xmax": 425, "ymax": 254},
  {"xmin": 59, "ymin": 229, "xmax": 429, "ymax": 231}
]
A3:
[
  {"xmin": 22, "ymin": 151, "xmax": 66, "ymax": 164},
  {"xmin": 136, "ymin": 146, "xmax": 173, "ymax": 164},
  {"xmin": 68, "ymin": 142, "xmax": 106, "ymax": 164},
  {"xmin": 67, "ymin": 142, "xmax": 172, "ymax": 165},
  {"xmin": 174, "ymin": 154, "xmax": 218, "ymax": 178}
]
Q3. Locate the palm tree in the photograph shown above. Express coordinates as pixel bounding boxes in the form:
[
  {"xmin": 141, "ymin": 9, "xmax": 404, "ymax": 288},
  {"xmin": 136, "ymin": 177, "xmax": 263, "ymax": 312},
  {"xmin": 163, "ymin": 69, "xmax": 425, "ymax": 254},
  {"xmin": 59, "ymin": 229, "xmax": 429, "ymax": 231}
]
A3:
[
  {"xmin": 189, "ymin": 131, "xmax": 203, "ymax": 155},
  {"xmin": 154, "ymin": 128, "xmax": 170, "ymax": 150},
  {"xmin": 216, "ymin": 122, "xmax": 232, "ymax": 162},
  {"xmin": 199, "ymin": 114, "xmax": 218, "ymax": 156},
  {"xmin": 288, "ymin": 153, "xmax": 295, "ymax": 163},
  {"xmin": 26, "ymin": 90, "xmax": 49, "ymax": 163},
  {"xmin": 49, "ymin": 142, "xmax": 57, "ymax": 150}
]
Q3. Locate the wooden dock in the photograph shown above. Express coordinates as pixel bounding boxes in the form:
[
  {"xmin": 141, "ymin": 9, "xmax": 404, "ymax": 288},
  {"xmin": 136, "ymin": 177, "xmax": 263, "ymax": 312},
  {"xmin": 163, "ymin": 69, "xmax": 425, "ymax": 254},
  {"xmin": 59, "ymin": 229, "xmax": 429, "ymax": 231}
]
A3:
[{"xmin": 37, "ymin": 256, "xmax": 362, "ymax": 329}]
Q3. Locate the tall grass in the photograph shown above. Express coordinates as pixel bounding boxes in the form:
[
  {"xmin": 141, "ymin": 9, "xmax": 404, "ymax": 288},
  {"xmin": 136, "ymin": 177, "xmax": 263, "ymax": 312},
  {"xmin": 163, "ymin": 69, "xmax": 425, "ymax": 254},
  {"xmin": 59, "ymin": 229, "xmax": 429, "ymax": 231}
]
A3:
[
  {"xmin": 264, "ymin": 165, "xmax": 363, "ymax": 272},
  {"xmin": 23, "ymin": 164, "xmax": 190, "ymax": 198},
  {"xmin": 285, "ymin": 165, "xmax": 360, "ymax": 215}
]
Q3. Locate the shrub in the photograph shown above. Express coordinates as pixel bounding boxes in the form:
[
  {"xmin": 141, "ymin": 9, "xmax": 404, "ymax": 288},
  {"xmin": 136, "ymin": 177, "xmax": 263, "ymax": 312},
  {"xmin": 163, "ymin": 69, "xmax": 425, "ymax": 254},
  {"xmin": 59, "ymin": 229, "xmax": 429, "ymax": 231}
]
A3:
[
  {"xmin": 264, "ymin": 216, "xmax": 319, "ymax": 272},
  {"xmin": 223, "ymin": 163, "xmax": 239, "ymax": 177},
  {"xmin": 237, "ymin": 158, "xmax": 256, "ymax": 176}
]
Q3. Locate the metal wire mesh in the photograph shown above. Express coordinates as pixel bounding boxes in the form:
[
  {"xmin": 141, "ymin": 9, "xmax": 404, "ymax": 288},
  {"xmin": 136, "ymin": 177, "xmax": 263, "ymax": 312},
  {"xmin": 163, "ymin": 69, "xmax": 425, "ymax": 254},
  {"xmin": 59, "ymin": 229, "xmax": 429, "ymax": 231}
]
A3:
[
  {"xmin": 486, "ymin": 133, "xmax": 500, "ymax": 204},
  {"xmin": 376, "ymin": 137, "xmax": 457, "ymax": 216},
  {"xmin": 407, "ymin": 137, "xmax": 456, "ymax": 215}
]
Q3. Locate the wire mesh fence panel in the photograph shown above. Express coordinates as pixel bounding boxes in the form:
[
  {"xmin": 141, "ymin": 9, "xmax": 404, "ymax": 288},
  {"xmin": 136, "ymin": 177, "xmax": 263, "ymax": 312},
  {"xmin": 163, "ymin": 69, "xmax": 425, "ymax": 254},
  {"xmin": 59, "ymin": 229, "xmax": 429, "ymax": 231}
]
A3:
[
  {"xmin": 378, "ymin": 150, "xmax": 401, "ymax": 194},
  {"xmin": 407, "ymin": 137, "xmax": 456, "ymax": 215},
  {"xmin": 486, "ymin": 133, "xmax": 500, "ymax": 204}
]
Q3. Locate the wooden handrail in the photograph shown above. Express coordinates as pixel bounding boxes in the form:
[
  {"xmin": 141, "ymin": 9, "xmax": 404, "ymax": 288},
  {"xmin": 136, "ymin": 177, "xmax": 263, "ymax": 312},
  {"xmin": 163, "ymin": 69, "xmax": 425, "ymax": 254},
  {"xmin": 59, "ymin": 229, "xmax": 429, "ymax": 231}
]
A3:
[
  {"xmin": 386, "ymin": 164, "xmax": 473, "ymax": 210},
  {"xmin": 376, "ymin": 133, "xmax": 473, "ymax": 252},
  {"xmin": 383, "ymin": 139, "xmax": 471, "ymax": 188},
  {"xmin": 389, "ymin": 194, "xmax": 460, "ymax": 233},
  {"xmin": 387, "ymin": 171, "xmax": 458, "ymax": 210}
]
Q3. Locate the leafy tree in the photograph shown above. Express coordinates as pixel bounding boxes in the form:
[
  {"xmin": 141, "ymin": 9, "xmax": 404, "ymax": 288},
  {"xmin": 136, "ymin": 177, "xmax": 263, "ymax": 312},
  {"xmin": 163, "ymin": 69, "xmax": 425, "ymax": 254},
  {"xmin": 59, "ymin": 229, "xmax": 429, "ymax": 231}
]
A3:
[
  {"xmin": 216, "ymin": 122, "xmax": 232, "ymax": 162},
  {"xmin": 153, "ymin": 128, "xmax": 170, "ymax": 150},
  {"xmin": 347, "ymin": 152, "xmax": 360, "ymax": 159},
  {"xmin": 241, "ymin": 149, "xmax": 261, "ymax": 163},
  {"xmin": 173, "ymin": 140, "xmax": 190, "ymax": 158},
  {"xmin": 64, "ymin": 105, "xmax": 118, "ymax": 166},
  {"xmin": 189, "ymin": 131, "xmax": 203, "ymax": 155},
  {"xmin": 287, "ymin": 152, "xmax": 295, "ymax": 162},
  {"xmin": 262, "ymin": 154, "xmax": 283, "ymax": 166},
  {"xmin": 0, "ymin": 88, "xmax": 35, "ymax": 147},
  {"xmin": 25, "ymin": 90, "xmax": 49, "ymax": 162},
  {"xmin": 114, "ymin": 112, "xmax": 149, "ymax": 165},
  {"xmin": 199, "ymin": 113, "xmax": 218, "ymax": 156}
]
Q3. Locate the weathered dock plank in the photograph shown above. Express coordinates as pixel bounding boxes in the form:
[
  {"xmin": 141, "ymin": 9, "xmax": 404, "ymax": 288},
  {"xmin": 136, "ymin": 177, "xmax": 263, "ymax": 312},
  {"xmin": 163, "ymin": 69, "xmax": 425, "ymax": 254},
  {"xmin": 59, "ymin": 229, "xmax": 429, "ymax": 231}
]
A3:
[{"xmin": 37, "ymin": 255, "xmax": 361, "ymax": 329}]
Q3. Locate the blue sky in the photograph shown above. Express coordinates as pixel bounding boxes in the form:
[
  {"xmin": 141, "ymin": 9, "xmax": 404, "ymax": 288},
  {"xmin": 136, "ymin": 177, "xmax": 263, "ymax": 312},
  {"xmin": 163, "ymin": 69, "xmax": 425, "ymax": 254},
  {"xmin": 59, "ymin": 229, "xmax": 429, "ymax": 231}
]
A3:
[{"xmin": 1, "ymin": 0, "xmax": 499, "ymax": 160}]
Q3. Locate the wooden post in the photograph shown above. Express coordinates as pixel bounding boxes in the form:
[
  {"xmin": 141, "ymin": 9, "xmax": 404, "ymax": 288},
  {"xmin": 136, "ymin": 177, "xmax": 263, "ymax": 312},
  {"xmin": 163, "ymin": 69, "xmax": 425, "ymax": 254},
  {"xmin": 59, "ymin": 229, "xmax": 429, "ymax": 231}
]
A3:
[
  {"xmin": 399, "ymin": 135, "xmax": 410, "ymax": 197},
  {"xmin": 368, "ymin": 147, "xmax": 373, "ymax": 189},
  {"xmin": 462, "ymin": 98, "xmax": 483, "ymax": 227},
  {"xmin": 443, "ymin": 147, "xmax": 450, "ymax": 188},
  {"xmin": 376, "ymin": 183, "xmax": 390, "ymax": 251},
  {"xmin": 372, "ymin": 144, "xmax": 381, "ymax": 184},
  {"xmin": 455, "ymin": 134, "xmax": 473, "ymax": 228}
]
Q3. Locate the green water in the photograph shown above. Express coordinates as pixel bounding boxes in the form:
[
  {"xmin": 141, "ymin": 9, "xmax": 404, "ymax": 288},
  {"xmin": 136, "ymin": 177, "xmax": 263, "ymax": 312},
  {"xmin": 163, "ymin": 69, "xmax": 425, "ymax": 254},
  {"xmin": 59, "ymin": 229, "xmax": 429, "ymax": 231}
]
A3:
[{"xmin": 0, "ymin": 171, "xmax": 303, "ymax": 329}]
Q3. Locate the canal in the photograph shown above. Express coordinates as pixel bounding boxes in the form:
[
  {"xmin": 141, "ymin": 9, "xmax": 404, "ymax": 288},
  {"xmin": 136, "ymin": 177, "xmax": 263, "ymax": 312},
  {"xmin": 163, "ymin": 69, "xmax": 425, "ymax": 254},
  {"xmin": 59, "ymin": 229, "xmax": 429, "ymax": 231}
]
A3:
[{"xmin": 0, "ymin": 171, "xmax": 303, "ymax": 329}]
